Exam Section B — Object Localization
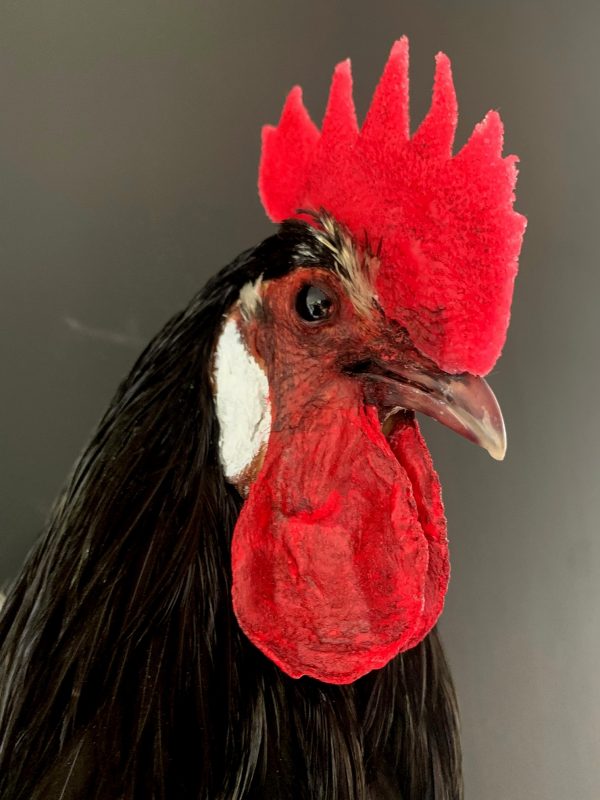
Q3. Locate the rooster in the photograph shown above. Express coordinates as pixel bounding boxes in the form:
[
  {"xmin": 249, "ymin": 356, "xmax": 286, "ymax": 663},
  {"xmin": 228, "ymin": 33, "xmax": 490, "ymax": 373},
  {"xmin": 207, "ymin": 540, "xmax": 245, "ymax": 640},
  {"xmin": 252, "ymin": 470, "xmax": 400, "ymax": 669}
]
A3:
[{"xmin": 0, "ymin": 39, "xmax": 525, "ymax": 800}]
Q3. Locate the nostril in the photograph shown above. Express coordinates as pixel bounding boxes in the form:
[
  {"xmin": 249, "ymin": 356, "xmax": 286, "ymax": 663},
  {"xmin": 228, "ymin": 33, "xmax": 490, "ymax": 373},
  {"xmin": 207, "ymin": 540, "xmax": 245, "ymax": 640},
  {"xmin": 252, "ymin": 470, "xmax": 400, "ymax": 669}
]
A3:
[{"xmin": 342, "ymin": 359, "xmax": 374, "ymax": 376}]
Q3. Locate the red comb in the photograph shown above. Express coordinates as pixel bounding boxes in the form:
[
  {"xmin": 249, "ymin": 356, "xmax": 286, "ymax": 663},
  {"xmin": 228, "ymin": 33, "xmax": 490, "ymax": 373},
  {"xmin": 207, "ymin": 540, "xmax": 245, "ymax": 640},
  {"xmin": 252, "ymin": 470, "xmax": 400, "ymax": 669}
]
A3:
[{"xmin": 259, "ymin": 38, "xmax": 526, "ymax": 375}]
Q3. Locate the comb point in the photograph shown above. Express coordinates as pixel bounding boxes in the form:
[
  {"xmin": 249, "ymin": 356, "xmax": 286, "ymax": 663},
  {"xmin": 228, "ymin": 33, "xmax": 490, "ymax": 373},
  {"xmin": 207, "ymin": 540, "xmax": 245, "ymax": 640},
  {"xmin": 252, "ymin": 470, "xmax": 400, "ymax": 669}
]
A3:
[
  {"xmin": 258, "ymin": 86, "xmax": 319, "ymax": 221},
  {"xmin": 280, "ymin": 86, "xmax": 318, "ymax": 133},
  {"xmin": 412, "ymin": 51, "xmax": 457, "ymax": 158},
  {"xmin": 321, "ymin": 58, "xmax": 358, "ymax": 144},
  {"xmin": 360, "ymin": 37, "xmax": 410, "ymax": 147},
  {"xmin": 458, "ymin": 109, "xmax": 505, "ymax": 163}
]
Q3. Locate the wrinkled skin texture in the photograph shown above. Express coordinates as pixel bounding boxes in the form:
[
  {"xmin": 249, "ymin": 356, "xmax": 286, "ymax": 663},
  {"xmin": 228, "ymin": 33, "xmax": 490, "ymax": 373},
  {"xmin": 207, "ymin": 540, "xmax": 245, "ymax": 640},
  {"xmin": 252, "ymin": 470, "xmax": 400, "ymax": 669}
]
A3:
[{"xmin": 231, "ymin": 267, "xmax": 449, "ymax": 683}]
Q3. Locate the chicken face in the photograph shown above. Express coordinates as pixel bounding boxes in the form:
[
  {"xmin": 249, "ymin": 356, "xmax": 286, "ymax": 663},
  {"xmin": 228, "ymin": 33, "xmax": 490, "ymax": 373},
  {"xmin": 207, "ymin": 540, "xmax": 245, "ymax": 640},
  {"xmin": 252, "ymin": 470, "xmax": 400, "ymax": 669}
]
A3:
[
  {"xmin": 213, "ymin": 218, "xmax": 506, "ymax": 684},
  {"xmin": 212, "ymin": 35, "xmax": 525, "ymax": 684}
]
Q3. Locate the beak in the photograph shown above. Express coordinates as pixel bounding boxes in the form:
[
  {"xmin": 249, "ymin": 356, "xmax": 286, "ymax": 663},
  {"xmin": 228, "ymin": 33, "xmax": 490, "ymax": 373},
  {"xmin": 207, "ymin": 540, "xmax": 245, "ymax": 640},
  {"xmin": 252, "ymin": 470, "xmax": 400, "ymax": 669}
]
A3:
[{"xmin": 352, "ymin": 359, "xmax": 507, "ymax": 461}]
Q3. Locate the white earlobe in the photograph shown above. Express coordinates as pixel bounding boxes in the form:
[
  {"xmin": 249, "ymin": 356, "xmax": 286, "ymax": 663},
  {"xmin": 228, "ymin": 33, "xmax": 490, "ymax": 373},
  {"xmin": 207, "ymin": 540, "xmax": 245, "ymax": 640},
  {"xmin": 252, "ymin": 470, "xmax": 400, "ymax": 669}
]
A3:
[{"xmin": 213, "ymin": 319, "xmax": 271, "ymax": 483}]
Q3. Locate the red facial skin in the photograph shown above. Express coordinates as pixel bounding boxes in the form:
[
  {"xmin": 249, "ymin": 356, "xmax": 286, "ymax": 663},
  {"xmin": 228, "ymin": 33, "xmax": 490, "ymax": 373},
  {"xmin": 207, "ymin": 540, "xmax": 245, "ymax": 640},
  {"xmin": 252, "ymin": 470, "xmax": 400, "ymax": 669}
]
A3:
[{"xmin": 230, "ymin": 267, "xmax": 449, "ymax": 684}]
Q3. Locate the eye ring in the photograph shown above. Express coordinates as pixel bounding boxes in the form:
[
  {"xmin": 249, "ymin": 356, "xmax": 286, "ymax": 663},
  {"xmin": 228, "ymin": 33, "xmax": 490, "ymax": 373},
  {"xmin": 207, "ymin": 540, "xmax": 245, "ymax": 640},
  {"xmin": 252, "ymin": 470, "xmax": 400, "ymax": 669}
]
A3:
[{"xmin": 295, "ymin": 283, "xmax": 335, "ymax": 324}]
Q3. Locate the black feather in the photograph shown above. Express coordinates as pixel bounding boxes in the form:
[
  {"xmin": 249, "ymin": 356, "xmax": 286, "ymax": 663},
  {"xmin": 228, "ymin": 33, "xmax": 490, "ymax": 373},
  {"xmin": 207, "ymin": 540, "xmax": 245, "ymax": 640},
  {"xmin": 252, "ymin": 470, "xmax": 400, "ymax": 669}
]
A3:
[{"xmin": 0, "ymin": 222, "xmax": 462, "ymax": 799}]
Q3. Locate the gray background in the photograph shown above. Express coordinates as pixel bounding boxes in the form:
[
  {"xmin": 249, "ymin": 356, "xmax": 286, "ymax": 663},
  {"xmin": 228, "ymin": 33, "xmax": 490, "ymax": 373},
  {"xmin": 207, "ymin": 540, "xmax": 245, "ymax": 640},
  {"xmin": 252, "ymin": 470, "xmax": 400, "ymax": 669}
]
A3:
[{"xmin": 1, "ymin": 1, "xmax": 598, "ymax": 798}]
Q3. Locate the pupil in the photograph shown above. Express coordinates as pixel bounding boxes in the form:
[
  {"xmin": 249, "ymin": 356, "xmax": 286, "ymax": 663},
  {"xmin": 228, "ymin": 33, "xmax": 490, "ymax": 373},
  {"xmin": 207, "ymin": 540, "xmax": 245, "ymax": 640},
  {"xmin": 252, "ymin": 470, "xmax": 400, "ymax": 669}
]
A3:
[{"xmin": 296, "ymin": 284, "xmax": 333, "ymax": 322}]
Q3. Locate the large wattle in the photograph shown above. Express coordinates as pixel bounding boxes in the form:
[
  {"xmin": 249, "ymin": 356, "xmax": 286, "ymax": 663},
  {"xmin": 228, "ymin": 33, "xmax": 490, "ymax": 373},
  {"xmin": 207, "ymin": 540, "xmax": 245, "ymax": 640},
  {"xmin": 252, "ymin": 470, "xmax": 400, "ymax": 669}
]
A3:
[{"xmin": 231, "ymin": 403, "xmax": 449, "ymax": 684}]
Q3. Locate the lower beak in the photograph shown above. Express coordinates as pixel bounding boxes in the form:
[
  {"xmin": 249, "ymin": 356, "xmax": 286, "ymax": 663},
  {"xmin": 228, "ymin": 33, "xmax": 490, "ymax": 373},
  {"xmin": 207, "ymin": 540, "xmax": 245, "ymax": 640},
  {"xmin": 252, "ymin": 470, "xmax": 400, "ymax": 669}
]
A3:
[{"xmin": 354, "ymin": 361, "xmax": 506, "ymax": 461}]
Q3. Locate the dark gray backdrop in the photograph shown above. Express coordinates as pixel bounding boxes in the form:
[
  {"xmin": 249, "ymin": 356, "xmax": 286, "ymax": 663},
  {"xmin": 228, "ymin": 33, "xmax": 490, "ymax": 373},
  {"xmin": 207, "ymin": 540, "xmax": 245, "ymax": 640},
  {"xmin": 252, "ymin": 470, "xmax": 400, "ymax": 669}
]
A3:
[{"xmin": 1, "ymin": 2, "xmax": 598, "ymax": 798}]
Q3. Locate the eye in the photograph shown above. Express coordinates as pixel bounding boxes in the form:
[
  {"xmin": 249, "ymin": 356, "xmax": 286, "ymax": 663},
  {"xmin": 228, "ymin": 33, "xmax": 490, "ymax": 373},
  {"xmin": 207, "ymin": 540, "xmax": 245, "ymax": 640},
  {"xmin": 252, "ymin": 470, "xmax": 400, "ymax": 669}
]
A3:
[{"xmin": 295, "ymin": 284, "xmax": 334, "ymax": 323}]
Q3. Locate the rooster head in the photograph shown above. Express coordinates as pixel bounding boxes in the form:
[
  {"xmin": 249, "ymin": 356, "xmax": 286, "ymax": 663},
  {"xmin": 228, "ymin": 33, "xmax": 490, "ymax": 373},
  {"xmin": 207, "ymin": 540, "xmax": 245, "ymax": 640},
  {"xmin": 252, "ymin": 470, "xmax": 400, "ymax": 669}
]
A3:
[{"xmin": 212, "ymin": 38, "xmax": 525, "ymax": 684}]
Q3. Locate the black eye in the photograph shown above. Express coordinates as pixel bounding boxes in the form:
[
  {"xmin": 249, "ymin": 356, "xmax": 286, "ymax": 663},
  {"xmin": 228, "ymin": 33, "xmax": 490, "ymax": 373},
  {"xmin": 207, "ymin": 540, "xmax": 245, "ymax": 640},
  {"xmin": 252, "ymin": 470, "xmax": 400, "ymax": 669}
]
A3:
[{"xmin": 295, "ymin": 284, "xmax": 334, "ymax": 323}]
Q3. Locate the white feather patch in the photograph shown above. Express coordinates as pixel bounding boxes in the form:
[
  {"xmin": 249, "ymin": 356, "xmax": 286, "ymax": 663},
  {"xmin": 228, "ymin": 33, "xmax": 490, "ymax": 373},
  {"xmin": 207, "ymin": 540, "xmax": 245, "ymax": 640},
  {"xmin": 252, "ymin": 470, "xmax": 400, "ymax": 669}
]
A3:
[{"xmin": 213, "ymin": 319, "xmax": 271, "ymax": 482}]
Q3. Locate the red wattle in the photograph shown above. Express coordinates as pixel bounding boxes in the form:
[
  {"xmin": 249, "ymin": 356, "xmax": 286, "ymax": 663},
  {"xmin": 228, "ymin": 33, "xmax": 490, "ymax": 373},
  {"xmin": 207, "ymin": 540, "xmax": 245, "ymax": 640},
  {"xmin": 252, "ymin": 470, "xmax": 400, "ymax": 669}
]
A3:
[{"xmin": 231, "ymin": 403, "xmax": 449, "ymax": 684}]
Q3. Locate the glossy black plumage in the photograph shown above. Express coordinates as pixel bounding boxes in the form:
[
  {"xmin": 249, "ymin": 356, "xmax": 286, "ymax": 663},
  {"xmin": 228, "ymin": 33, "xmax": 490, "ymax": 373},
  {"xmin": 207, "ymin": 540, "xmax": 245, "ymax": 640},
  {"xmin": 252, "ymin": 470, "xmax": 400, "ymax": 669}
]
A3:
[{"xmin": 0, "ymin": 223, "xmax": 462, "ymax": 799}]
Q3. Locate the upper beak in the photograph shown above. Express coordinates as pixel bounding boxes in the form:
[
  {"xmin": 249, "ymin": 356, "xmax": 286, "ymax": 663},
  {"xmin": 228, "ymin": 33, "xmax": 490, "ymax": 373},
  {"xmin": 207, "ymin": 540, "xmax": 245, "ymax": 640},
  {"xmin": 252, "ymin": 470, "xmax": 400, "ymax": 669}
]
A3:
[{"xmin": 351, "ymin": 359, "xmax": 507, "ymax": 461}]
